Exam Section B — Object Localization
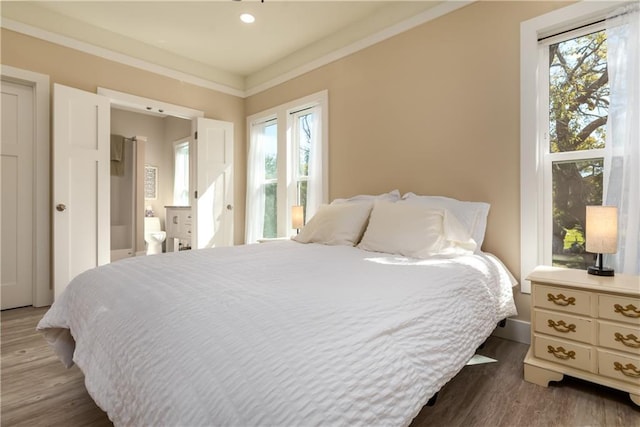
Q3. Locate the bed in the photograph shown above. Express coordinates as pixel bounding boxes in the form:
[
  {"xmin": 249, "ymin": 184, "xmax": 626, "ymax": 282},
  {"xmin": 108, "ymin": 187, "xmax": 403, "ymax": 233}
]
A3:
[{"xmin": 38, "ymin": 192, "xmax": 517, "ymax": 426}]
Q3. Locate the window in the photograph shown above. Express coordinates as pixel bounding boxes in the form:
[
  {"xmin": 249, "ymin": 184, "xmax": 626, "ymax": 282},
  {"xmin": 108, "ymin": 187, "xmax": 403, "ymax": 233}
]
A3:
[
  {"xmin": 262, "ymin": 121, "xmax": 278, "ymax": 238},
  {"xmin": 292, "ymin": 107, "xmax": 320, "ymax": 220},
  {"xmin": 173, "ymin": 140, "xmax": 189, "ymax": 206},
  {"xmin": 544, "ymin": 27, "xmax": 609, "ymax": 271},
  {"xmin": 520, "ymin": 2, "xmax": 630, "ymax": 292},
  {"xmin": 245, "ymin": 91, "xmax": 328, "ymax": 243}
]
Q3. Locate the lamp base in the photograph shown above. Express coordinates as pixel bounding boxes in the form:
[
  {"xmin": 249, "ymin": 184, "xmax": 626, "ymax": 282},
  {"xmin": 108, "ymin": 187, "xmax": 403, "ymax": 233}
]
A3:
[{"xmin": 588, "ymin": 266, "xmax": 615, "ymax": 277}]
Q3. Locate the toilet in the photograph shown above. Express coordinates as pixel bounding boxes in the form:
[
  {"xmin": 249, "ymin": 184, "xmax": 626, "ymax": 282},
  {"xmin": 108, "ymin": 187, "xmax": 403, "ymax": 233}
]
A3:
[{"xmin": 144, "ymin": 217, "xmax": 166, "ymax": 255}]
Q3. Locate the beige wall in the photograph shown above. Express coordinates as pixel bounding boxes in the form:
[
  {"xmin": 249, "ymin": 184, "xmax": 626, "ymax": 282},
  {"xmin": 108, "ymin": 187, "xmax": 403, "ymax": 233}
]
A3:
[
  {"xmin": 2, "ymin": 1, "xmax": 572, "ymax": 323},
  {"xmin": 1, "ymin": 28, "xmax": 247, "ymax": 244},
  {"xmin": 246, "ymin": 1, "xmax": 569, "ymax": 322}
]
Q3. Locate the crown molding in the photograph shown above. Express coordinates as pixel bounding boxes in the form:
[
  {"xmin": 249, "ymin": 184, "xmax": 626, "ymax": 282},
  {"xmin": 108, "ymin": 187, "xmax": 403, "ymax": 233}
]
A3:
[{"xmin": 1, "ymin": 18, "xmax": 245, "ymax": 98}]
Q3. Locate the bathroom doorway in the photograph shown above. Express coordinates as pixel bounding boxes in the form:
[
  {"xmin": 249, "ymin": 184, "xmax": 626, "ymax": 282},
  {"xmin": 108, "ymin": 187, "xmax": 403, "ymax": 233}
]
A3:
[
  {"xmin": 109, "ymin": 107, "xmax": 191, "ymax": 260},
  {"xmin": 98, "ymin": 87, "xmax": 234, "ymax": 261}
]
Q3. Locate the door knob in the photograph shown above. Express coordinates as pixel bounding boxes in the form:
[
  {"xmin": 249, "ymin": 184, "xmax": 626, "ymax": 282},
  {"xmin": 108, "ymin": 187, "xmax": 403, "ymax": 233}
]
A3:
[
  {"xmin": 56, "ymin": 203, "xmax": 66, "ymax": 212},
  {"xmin": 226, "ymin": 204, "xmax": 233, "ymax": 210}
]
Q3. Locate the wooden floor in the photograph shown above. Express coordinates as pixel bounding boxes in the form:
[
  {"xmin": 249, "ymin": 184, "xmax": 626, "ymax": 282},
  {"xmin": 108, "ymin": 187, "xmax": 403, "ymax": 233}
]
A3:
[{"xmin": 2, "ymin": 307, "xmax": 639, "ymax": 427}]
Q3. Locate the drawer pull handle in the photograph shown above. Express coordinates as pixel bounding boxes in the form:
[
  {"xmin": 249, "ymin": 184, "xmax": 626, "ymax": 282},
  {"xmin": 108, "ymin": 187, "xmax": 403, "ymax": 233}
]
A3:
[
  {"xmin": 613, "ymin": 362, "xmax": 640, "ymax": 378},
  {"xmin": 548, "ymin": 319, "xmax": 576, "ymax": 333},
  {"xmin": 614, "ymin": 332, "xmax": 640, "ymax": 348},
  {"xmin": 613, "ymin": 304, "xmax": 640, "ymax": 318},
  {"xmin": 547, "ymin": 293, "xmax": 576, "ymax": 307},
  {"xmin": 547, "ymin": 345, "xmax": 576, "ymax": 360}
]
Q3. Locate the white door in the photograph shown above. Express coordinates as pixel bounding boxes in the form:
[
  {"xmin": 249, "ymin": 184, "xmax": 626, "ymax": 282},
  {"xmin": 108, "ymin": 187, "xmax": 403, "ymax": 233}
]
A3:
[
  {"xmin": 53, "ymin": 84, "xmax": 110, "ymax": 299},
  {"xmin": 1, "ymin": 80, "xmax": 34, "ymax": 309},
  {"xmin": 192, "ymin": 118, "xmax": 234, "ymax": 248}
]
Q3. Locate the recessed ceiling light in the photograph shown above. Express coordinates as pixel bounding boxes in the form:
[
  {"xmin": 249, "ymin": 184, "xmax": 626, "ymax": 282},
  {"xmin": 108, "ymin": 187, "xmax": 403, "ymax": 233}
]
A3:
[{"xmin": 240, "ymin": 13, "xmax": 255, "ymax": 24}]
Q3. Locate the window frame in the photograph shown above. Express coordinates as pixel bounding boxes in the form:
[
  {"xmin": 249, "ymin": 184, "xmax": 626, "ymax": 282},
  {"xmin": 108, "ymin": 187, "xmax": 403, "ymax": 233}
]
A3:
[
  {"xmin": 246, "ymin": 90, "xmax": 328, "ymax": 240},
  {"xmin": 290, "ymin": 106, "xmax": 320, "ymax": 216},
  {"xmin": 541, "ymin": 24, "xmax": 609, "ymax": 270},
  {"xmin": 520, "ymin": 1, "xmax": 624, "ymax": 293},
  {"xmin": 172, "ymin": 139, "xmax": 190, "ymax": 206}
]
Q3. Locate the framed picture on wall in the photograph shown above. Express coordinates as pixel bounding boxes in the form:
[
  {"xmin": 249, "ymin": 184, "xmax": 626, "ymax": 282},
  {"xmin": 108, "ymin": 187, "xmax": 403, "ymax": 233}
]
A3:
[{"xmin": 144, "ymin": 165, "xmax": 158, "ymax": 200}]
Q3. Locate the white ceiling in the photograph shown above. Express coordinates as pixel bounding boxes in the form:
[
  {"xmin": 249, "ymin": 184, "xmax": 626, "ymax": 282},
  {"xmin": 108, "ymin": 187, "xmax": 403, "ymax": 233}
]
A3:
[{"xmin": 1, "ymin": 1, "xmax": 452, "ymax": 94}]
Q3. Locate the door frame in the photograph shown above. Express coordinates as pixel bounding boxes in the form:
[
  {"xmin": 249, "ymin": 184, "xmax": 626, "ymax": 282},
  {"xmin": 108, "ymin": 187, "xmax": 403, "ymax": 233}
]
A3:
[
  {"xmin": 97, "ymin": 88, "xmax": 235, "ymax": 249},
  {"xmin": 97, "ymin": 87, "xmax": 205, "ymax": 252},
  {"xmin": 97, "ymin": 88, "xmax": 204, "ymax": 120},
  {"xmin": 1, "ymin": 65, "xmax": 51, "ymax": 307}
]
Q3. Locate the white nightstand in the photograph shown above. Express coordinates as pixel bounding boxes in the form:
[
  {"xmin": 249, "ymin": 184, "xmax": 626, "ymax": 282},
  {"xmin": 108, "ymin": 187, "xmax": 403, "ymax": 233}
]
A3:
[{"xmin": 524, "ymin": 266, "xmax": 640, "ymax": 406}]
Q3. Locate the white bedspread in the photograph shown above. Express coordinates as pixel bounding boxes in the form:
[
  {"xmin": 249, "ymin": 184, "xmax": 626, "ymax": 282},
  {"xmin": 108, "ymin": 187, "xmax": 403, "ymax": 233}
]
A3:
[{"xmin": 38, "ymin": 241, "xmax": 516, "ymax": 427}]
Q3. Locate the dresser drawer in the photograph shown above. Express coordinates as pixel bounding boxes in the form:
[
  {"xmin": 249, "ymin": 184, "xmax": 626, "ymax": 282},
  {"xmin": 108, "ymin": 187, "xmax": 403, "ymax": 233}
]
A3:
[
  {"xmin": 599, "ymin": 295, "xmax": 640, "ymax": 325},
  {"xmin": 534, "ymin": 335, "xmax": 594, "ymax": 373},
  {"xmin": 598, "ymin": 349, "xmax": 640, "ymax": 386},
  {"xmin": 534, "ymin": 309, "xmax": 594, "ymax": 344},
  {"xmin": 533, "ymin": 284, "xmax": 592, "ymax": 316},
  {"xmin": 598, "ymin": 320, "xmax": 640, "ymax": 355}
]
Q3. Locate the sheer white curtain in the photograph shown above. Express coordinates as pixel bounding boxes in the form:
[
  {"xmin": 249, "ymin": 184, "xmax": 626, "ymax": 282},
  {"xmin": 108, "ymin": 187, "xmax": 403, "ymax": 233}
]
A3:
[
  {"xmin": 604, "ymin": 3, "xmax": 640, "ymax": 275},
  {"xmin": 245, "ymin": 122, "xmax": 267, "ymax": 244},
  {"xmin": 305, "ymin": 106, "xmax": 323, "ymax": 221},
  {"xmin": 173, "ymin": 143, "xmax": 189, "ymax": 206}
]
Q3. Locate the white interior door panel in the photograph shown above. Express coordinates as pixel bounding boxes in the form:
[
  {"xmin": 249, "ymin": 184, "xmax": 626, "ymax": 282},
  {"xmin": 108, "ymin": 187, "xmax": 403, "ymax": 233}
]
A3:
[
  {"xmin": 53, "ymin": 84, "xmax": 110, "ymax": 299},
  {"xmin": 193, "ymin": 118, "xmax": 234, "ymax": 248}
]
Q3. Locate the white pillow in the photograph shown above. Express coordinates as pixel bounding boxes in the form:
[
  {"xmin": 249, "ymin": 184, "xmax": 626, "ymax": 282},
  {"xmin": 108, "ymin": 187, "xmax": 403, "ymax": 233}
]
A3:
[
  {"xmin": 331, "ymin": 189, "xmax": 400, "ymax": 205},
  {"xmin": 401, "ymin": 192, "xmax": 490, "ymax": 252},
  {"xmin": 358, "ymin": 200, "xmax": 447, "ymax": 258},
  {"xmin": 293, "ymin": 202, "xmax": 372, "ymax": 246}
]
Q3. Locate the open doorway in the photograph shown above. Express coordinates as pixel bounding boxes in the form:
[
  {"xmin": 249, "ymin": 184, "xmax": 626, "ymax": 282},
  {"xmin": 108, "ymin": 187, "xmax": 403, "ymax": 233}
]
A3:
[{"xmin": 108, "ymin": 106, "xmax": 191, "ymax": 260}]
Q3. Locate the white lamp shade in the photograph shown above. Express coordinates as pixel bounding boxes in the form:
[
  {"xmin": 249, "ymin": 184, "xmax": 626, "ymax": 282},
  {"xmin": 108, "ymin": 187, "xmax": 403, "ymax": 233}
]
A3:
[
  {"xmin": 292, "ymin": 205, "xmax": 304, "ymax": 229},
  {"xmin": 585, "ymin": 206, "xmax": 618, "ymax": 254}
]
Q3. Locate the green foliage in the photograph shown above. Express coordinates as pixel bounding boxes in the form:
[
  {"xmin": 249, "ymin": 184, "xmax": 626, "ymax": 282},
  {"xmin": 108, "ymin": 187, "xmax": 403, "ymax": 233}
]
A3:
[
  {"xmin": 549, "ymin": 31, "xmax": 609, "ymax": 153},
  {"xmin": 263, "ymin": 154, "xmax": 278, "ymax": 237},
  {"xmin": 263, "ymin": 182, "xmax": 277, "ymax": 238},
  {"xmin": 563, "ymin": 227, "xmax": 585, "ymax": 250}
]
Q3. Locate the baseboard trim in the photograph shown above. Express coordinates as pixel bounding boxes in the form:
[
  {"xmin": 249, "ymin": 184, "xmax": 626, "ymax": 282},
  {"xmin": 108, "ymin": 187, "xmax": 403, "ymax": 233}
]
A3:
[{"xmin": 492, "ymin": 318, "xmax": 530, "ymax": 345}]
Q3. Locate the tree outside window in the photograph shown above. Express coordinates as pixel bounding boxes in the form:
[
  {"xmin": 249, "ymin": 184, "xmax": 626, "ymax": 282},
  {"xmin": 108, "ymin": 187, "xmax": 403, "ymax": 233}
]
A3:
[
  {"xmin": 295, "ymin": 112, "xmax": 313, "ymax": 219},
  {"xmin": 548, "ymin": 30, "xmax": 608, "ymax": 269}
]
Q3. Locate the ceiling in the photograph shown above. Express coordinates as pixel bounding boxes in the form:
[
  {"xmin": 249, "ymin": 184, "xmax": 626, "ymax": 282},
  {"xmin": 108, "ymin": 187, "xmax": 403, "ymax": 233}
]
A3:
[{"xmin": 1, "ymin": 1, "xmax": 452, "ymax": 94}]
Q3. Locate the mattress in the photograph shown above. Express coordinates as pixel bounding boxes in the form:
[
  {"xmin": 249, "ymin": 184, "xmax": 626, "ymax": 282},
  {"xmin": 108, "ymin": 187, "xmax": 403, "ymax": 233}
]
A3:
[{"xmin": 38, "ymin": 240, "xmax": 517, "ymax": 426}]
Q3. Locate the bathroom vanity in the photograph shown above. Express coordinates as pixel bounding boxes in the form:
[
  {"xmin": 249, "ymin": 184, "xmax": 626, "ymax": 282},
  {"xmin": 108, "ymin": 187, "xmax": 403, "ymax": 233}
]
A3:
[{"xmin": 165, "ymin": 206, "xmax": 192, "ymax": 251}]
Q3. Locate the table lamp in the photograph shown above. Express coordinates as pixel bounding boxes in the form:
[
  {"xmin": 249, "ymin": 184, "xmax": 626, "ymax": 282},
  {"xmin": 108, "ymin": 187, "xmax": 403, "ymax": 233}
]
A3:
[
  {"xmin": 292, "ymin": 205, "xmax": 304, "ymax": 234},
  {"xmin": 585, "ymin": 205, "xmax": 618, "ymax": 276}
]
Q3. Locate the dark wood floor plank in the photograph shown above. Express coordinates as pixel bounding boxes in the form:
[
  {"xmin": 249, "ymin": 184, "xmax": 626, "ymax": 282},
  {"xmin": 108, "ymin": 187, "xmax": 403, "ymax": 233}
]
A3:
[{"xmin": 2, "ymin": 306, "xmax": 639, "ymax": 426}]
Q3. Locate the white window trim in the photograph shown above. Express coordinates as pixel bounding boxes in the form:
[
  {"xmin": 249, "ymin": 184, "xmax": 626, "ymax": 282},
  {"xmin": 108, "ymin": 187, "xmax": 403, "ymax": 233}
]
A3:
[
  {"xmin": 520, "ymin": 1, "xmax": 625, "ymax": 293},
  {"xmin": 246, "ymin": 90, "xmax": 328, "ymax": 238}
]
